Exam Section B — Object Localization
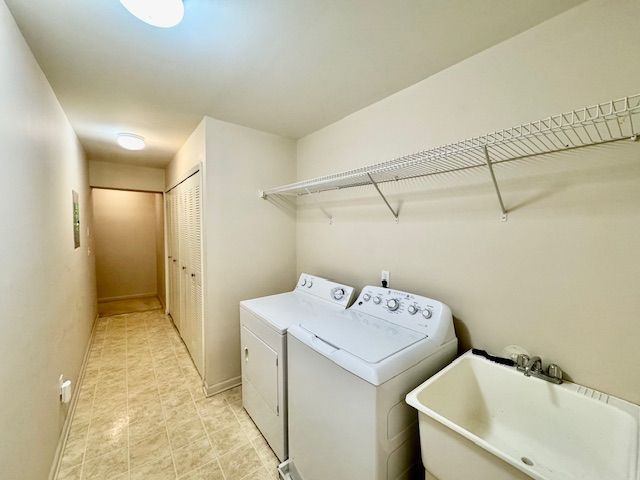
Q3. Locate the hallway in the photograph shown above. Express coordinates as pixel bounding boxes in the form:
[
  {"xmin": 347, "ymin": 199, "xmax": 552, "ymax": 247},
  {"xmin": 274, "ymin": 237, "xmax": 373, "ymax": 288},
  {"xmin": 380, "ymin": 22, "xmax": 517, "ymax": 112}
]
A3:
[{"xmin": 56, "ymin": 309, "xmax": 277, "ymax": 480}]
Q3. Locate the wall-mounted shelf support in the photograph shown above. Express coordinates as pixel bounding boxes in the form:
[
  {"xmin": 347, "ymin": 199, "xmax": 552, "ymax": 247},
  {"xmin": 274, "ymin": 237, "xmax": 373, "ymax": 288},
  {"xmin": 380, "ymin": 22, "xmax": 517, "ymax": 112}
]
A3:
[
  {"xmin": 483, "ymin": 146, "xmax": 508, "ymax": 221},
  {"xmin": 260, "ymin": 94, "xmax": 640, "ymax": 223},
  {"xmin": 305, "ymin": 188, "xmax": 333, "ymax": 224},
  {"xmin": 367, "ymin": 173, "xmax": 399, "ymax": 222}
]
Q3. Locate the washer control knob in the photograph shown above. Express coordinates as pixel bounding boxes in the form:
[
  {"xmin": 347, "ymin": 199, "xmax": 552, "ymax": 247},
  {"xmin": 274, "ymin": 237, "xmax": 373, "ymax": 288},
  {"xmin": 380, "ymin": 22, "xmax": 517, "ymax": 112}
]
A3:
[
  {"xmin": 363, "ymin": 294, "xmax": 371, "ymax": 302},
  {"xmin": 373, "ymin": 296, "xmax": 382, "ymax": 304},
  {"xmin": 387, "ymin": 299, "xmax": 400, "ymax": 311},
  {"xmin": 307, "ymin": 280, "xmax": 313, "ymax": 288},
  {"xmin": 332, "ymin": 288, "xmax": 345, "ymax": 300},
  {"xmin": 422, "ymin": 308, "xmax": 432, "ymax": 319},
  {"xmin": 407, "ymin": 305, "xmax": 418, "ymax": 315},
  {"xmin": 301, "ymin": 279, "xmax": 307, "ymax": 287}
]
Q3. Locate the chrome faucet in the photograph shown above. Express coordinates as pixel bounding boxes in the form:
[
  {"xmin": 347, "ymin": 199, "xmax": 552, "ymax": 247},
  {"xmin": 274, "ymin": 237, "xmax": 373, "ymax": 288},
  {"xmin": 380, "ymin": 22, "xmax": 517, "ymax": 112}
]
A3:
[
  {"xmin": 523, "ymin": 356, "xmax": 542, "ymax": 376},
  {"xmin": 516, "ymin": 354, "xmax": 563, "ymax": 384}
]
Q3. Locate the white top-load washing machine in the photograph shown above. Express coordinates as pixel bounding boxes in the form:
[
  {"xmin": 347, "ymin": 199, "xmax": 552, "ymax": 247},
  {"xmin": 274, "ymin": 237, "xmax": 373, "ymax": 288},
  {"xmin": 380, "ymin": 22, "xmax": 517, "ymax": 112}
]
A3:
[
  {"xmin": 239, "ymin": 273, "xmax": 356, "ymax": 462},
  {"xmin": 283, "ymin": 285, "xmax": 457, "ymax": 480}
]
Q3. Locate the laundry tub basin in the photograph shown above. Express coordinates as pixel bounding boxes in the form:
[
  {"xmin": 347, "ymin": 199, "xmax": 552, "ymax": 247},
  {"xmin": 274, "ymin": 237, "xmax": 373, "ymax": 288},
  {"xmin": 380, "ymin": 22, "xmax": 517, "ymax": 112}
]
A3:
[{"xmin": 406, "ymin": 351, "xmax": 640, "ymax": 480}]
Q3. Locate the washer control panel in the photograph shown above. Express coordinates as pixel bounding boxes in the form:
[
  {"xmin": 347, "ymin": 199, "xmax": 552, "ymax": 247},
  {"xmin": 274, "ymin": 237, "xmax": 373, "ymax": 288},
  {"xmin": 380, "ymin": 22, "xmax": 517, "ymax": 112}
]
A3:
[
  {"xmin": 296, "ymin": 273, "xmax": 356, "ymax": 307},
  {"xmin": 351, "ymin": 286, "xmax": 450, "ymax": 335}
]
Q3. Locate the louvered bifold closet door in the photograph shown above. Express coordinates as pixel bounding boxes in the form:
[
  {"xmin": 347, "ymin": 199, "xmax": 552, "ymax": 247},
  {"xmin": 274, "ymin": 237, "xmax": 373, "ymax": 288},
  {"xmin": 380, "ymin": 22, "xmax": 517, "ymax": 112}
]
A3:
[
  {"xmin": 190, "ymin": 174, "xmax": 203, "ymax": 375},
  {"xmin": 185, "ymin": 175, "xmax": 196, "ymax": 359},
  {"xmin": 166, "ymin": 192, "xmax": 174, "ymax": 317},
  {"xmin": 179, "ymin": 181, "xmax": 191, "ymax": 337},
  {"xmin": 166, "ymin": 172, "xmax": 203, "ymax": 377},
  {"xmin": 172, "ymin": 189, "xmax": 181, "ymax": 331}
]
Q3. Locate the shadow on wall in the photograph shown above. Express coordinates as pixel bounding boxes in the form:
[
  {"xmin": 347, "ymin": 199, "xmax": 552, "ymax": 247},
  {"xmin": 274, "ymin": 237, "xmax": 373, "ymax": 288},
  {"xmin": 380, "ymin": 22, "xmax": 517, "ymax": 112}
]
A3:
[{"xmin": 452, "ymin": 315, "xmax": 471, "ymax": 354}]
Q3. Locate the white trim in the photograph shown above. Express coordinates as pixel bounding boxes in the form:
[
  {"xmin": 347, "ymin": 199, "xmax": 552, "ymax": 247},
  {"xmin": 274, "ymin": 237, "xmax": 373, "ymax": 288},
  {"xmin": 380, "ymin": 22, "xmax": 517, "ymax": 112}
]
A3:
[
  {"xmin": 165, "ymin": 163, "xmax": 201, "ymax": 192},
  {"xmin": 197, "ymin": 167, "xmax": 206, "ymax": 382},
  {"xmin": 97, "ymin": 292, "xmax": 158, "ymax": 303},
  {"xmin": 49, "ymin": 314, "xmax": 99, "ymax": 480},
  {"xmin": 204, "ymin": 376, "xmax": 241, "ymax": 397},
  {"xmin": 163, "ymin": 190, "xmax": 170, "ymax": 315}
]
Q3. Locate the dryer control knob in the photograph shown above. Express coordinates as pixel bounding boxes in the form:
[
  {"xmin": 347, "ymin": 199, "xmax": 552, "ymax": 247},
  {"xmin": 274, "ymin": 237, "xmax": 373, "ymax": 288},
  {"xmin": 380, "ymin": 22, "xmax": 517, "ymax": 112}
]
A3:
[
  {"xmin": 301, "ymin": 279, "xmax": 307, "ymax": 286},
  {"xmin": 363, "ymin": 294, "xmax": 371, "ymax": 301},
  {"xmin": 407, "ymin": 305, "xmax": 418, "ymax": 315},
  {"xmin": 332, "ymin": 288, "xmax": 345, "ymax": 300},
  {"xmin": 422, "ymin": 308, "xmax": 432, "ymax": 319},
  {"xmin": 387, "ymin": 299, "xmax": 400, "ymax": 311},
  {"xmin": 307, "ymin": 280, "xmax": 313, "ymax": 288},
  {"xmin": 373, "ymin": 296, "xmax": 382, "ymax": 304}
]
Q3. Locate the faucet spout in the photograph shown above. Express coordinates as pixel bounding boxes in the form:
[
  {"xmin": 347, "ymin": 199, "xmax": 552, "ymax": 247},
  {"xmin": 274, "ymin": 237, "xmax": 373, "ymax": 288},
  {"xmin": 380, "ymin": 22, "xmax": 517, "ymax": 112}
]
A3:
[
  {"xmin": 524, "ymin": 356, "xmax": 542, "ymax": 376},
  {"xmin": 515, "ymin": 354, "xmax": 564, "ymax": 384}
]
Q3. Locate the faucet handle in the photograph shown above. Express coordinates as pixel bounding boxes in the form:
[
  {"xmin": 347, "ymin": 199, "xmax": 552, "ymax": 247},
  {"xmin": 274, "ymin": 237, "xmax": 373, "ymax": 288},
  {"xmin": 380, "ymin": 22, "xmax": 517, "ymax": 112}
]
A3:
[
  {"xmin": 515, "ymin": 354, "xmax": 529, "ymax": 371},
  {"xmin": 547, "ymin": 364, "xmax": 563, "ymax": 382}
]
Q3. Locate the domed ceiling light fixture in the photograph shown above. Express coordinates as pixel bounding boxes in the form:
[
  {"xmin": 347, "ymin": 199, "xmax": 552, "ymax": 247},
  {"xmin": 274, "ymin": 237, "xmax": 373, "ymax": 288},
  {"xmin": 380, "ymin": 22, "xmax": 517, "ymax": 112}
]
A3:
[
  {"xmin": 117, "ymin": 133, "xmax": 146, "ymax": 151},
  {"xmin": 120, "ymin": 0, "xmax": 184, "ymax": 28}
]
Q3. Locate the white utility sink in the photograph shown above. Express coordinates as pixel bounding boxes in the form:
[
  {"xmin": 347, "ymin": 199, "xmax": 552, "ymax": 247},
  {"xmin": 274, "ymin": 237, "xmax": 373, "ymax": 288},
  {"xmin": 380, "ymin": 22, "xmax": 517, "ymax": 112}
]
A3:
[{"xmin": 406, "ymin": 351, "xmax": 639, "ymax": 480}]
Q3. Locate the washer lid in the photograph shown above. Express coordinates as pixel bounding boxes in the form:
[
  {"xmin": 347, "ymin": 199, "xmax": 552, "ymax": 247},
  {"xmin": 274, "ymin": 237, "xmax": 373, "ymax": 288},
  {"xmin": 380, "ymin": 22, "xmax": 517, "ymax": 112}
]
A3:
[
  {"xmin": 300, "ymin": 311, "xmax": 426, "ymax": 363},
  {"xmin": 241, "ymin": 292, "xmax": 347, "ymax": 334}
]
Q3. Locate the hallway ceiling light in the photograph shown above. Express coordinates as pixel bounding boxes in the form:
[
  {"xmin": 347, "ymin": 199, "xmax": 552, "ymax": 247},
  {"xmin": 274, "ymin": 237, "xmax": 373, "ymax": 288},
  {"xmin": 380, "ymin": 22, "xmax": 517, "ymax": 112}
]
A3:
[
  {"xmin": 120, "ymin": 0, "xmax": 184, "ymax": 28},
  {"xmin": 117, "ymin": 133, "xmax": 146, "ymax": 151}
]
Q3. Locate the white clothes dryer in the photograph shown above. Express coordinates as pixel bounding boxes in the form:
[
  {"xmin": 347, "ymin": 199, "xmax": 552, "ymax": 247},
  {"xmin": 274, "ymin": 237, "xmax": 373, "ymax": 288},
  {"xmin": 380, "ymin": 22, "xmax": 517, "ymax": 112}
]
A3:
[
  {"xmin": 282, "ymin": 286, "xmax": 457, "ymax": 480},
  {"xmin": 239, "ymin": 273, "xmax": 356, "ymax": 461}
]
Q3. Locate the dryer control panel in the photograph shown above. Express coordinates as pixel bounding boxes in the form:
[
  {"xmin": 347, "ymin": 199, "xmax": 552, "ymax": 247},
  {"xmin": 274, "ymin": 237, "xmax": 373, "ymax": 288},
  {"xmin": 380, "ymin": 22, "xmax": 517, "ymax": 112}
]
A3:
[
  {"xmin": 351, "ymin": 286, "xmax": 452, "ymax": 336},
  {"xmin": 295, "ymin": 273, "xmax": 356, "ymax": 308}
]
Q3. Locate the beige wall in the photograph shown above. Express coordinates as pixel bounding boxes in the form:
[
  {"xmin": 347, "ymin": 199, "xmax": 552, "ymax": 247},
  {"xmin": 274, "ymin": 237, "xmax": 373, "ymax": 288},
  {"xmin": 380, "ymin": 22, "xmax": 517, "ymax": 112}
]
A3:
[
  {"xmin": 0, "ymin": 2, "xmax": 98, "ymax": 479},
  {"xmin": 89, "ymin": 160, "xmax": 165, "ymax": 192},
  {"xmin": 165, "ymin": 117, "xmax": 297, "ymax": 392},
  {"xmin": 92, "ymin": 189, "xmax": 162, "ymax": 301},
  {"xmin": 203, "ymin": 117, "xmax": 297, "ymax": 392},
  {"xmin": 166, "ymin": 119, "xmax": 206, "ymax": 188},
  {"xmin": 296, "ymin": 0, "xmax": 640, "ymax": 404}
]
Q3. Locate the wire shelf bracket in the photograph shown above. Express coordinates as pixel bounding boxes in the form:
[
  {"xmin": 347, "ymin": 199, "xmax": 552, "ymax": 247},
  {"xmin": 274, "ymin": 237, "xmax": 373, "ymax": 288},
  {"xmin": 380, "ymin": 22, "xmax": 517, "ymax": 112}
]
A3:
[
  {"xmin": 260, "ymin": 94, "xmax": 640, "ymax": 222},
  {"xmin": 367, "ymin": 173, "xmax": 399, "ymax": 222},
  {"xmin": 304, "ymin": 188, "xmax": 333, "ymax": 224},
  {"xmin": 483, "ymin": 146, "xmax": 508, "ymax": 221}
]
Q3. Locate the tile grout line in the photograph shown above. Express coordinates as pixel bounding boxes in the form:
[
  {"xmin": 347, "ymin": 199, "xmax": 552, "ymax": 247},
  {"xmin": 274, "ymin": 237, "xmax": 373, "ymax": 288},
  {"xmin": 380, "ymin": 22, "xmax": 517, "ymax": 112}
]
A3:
[
  {"xmin": 59, "ymin": 311, "xmax": 277, "ymax": 480},
  {"xmin": 76, "ymin": 317, "xmax": 108, "ymax": 480},
  {"xmin": 164, "ymin": 317, "xmax": 243, "ymax": 480},
  {"xmin": 125, "ymin": 314, "xmax": 131, "ymax": 479},
  {"xmin": 147, "ymin": 313, "xmax": 181, "ymax": 479},
  {"xmin": 172, "ymin": 323, "xmax": 219, "ymax": 480},
  {"xmin": 228, "ymin": 397, "xmax": 274, "ymax": 478},
  {"xmin": 217, "ymin": 399, "xmax": 271, "ymax": 480}
]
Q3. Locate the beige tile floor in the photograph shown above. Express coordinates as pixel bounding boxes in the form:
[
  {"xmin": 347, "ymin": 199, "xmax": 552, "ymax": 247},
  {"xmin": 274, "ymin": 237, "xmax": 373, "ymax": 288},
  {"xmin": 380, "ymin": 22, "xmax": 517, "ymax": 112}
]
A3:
[
  {"xmin": 56, "ymin": 308, "xmax": 279, "ymax": 480},
  {"xmin": 98, "ymin": 297, "xmax": 163, "ymax": 317}
]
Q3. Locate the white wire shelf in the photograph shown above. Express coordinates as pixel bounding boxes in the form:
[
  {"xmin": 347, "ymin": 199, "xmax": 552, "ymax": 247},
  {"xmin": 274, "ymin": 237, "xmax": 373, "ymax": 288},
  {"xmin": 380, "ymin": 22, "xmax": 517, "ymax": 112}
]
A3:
[{"xmin": 260, "ymin": 94, "xmax": 640, "ymax": 221}]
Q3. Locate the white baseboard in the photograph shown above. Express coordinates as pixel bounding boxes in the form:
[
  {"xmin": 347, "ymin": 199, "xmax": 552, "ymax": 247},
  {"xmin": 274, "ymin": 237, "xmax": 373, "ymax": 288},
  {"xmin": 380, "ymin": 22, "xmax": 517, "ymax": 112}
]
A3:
[
  {"xmin": 97, "ymin": 292, "xmax": 157, "ymax": 303},
  {"xmin": 48, "ymin": 313, "xmax": 99, "ymax": 480},
  {"xmin": 204, "ymin": 376, "xmax": 241, "ymax": 397}
]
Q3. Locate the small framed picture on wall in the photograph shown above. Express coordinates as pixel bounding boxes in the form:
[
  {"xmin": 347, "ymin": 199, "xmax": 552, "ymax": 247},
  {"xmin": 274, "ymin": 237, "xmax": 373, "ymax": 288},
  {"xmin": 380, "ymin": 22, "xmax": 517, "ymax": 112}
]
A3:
[{"xmin": 72, "ymin": 190, "xmax": 80, "ymax": 249}]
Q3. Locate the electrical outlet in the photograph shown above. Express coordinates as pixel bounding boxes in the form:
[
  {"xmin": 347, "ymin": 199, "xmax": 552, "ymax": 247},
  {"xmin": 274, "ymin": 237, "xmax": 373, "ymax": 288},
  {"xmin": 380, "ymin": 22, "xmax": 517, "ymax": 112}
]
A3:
[{"xmin": 381, "ymin": 270, "xmax": 390, "ymax": 287}]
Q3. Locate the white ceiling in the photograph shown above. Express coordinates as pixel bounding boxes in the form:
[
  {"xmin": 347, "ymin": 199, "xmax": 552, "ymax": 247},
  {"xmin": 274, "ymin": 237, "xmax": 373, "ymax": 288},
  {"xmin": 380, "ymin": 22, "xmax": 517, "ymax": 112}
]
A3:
[{"xmin": 6, "ymin": 0, "xmax": 584, "ymax": 167}]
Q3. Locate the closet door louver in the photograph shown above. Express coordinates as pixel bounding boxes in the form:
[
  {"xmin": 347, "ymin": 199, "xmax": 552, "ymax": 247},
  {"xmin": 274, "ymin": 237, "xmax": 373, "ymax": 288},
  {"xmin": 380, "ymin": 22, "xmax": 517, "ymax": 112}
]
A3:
[
  {"xmin": 172, "ymin": 190, "xmax": 181, "ymax": 331},
  {"xmin": 190, "ymin": 177, "xmax": 203, "ymax": 374},
  {"xmin": 167, "ymin": 191, "xmax": 180, "ymax": 330},
  {"xmin": 179, "ymin": 181, "xmax": 190, "ymax": 341},
  {"xmin": 185, "ymin": 175, "xmax": 195, "ymax": 361},
  {"xmin": 166, "ymin": 192, "xmax": 173, "ymax": 313}
]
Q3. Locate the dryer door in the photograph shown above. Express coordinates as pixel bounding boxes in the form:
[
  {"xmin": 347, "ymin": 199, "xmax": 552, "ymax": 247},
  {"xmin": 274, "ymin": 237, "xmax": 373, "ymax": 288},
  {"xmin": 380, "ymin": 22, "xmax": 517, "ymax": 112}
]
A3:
[{"xmin": 242, "ymin": 325, "xmax": 279, "ymax": 415}]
